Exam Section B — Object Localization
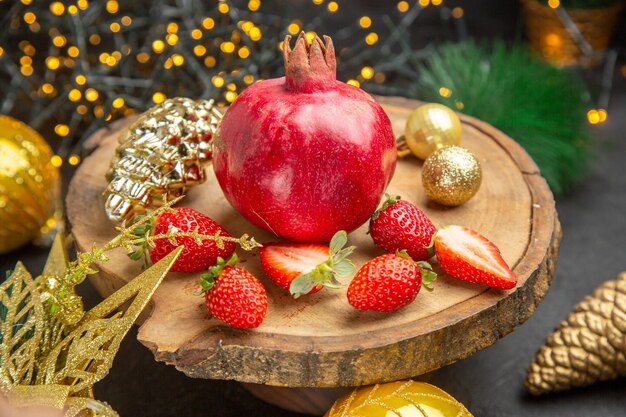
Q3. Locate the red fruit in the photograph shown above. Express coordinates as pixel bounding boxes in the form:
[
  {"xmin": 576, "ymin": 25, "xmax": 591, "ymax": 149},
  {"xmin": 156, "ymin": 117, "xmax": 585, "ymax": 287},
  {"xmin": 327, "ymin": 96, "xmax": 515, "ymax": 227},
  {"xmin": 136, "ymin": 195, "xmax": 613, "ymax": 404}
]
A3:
[
  {"xmin": 369, "ymin": 195, "xmax": 436, "ymax": 261},
  {"xmin": 213, "ymin": 32, "xmax": 396, "ymax": 242},
  {"xmin": 200, "ymin": 255, "xmax": 268, "ymax": 329},
  {"xmin": 347, "ymin": 253, "xmax": 436, "ymax": 312},
  {"xmin": 260, "ymin": 230, "xmax": 355, "ymax": 297},
  {"xmin": 149, "ymin": 207, "xmax": 235, "ymax": 272},
  {"xmin": 432, "ymin": 225, "xmax": 517, "ymax": 289}
]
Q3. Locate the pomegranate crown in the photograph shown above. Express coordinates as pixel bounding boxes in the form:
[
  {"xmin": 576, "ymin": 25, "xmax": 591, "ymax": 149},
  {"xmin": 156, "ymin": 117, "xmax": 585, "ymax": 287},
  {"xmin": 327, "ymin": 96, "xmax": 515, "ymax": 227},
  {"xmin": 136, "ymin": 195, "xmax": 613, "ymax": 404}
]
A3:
[{"xmin": 283, "ymin": 32, "xmax": 337, "ymax": 92}]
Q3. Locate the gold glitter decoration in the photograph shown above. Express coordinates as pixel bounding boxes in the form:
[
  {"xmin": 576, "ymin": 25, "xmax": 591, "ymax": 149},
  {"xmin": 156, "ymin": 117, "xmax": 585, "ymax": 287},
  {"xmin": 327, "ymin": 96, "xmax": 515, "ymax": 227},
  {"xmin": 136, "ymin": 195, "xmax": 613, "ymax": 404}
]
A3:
[
  {"xmin": 401, "ymin": 103, "xmax": 462, "ymax": 160},
  {"xmin": 104, "ymin": 97, "xmax": 222, "ymax": 222},
  {"xmin": 0, "ymin": 115, "xmax": 62, "ymax": 254},
  {"xmin": 0, "ymin": 233, "xmax": 183, "ymax": 416},
  {"xmin": 421, "ymin": 146, "xmax": 482, "ymax": 206},
  {"xmin": 324, "ymin": 380, "xmax": 474, "ymax": 417},
  {"xmin": 526, "ymin": 272, "xmax": 626, "ymax": 395}
]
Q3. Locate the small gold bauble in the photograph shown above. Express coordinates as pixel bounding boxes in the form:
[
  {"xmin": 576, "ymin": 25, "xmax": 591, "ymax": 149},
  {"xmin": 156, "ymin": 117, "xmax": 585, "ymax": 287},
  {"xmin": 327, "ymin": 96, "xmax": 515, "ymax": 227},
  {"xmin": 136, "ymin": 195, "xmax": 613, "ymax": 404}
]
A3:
[
  {"xmin": 0, "ymin": 115, "xmax": 60, "ymax": 253},
  {"xmin": 422, "ymin": 145, "xmax": 482, "ymax": 206},
  {"xmin": 404, "ymin": 103, "xmax": 462, "ymax": 159}
]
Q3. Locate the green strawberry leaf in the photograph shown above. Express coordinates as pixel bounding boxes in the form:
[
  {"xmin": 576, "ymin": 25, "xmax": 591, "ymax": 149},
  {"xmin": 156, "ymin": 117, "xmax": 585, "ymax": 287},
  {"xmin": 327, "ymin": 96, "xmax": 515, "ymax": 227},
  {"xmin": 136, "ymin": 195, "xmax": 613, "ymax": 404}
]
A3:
[
  {"xmin": 329, "ymin": 230, "xmax": 348, "ymax": 255},
  {"xmin": 333, "ymin": 246, "xmax": 356, "ymax": 263},
  {"xmin": 324, "ymin": 275, "xmax": 344, "ymax": 289},
  {"xmin": 417, "ymin": 261, "xmax": 437, "ymax": 292},
  {"xmin": 290, "ymin": 273, "xmax": 316, "ymax": 299},
  {"xmin": 334, "ymin": 259, "xmax": 355, "ymax": 278}
]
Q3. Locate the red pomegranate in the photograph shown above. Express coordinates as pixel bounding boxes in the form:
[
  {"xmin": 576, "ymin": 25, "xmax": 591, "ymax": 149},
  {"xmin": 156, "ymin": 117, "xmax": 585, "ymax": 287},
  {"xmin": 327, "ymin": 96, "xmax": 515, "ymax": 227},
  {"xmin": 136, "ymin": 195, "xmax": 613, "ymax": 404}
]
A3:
[{"xmin": 213, "ymin": 33, "xmax": 396, "ymax": 242}]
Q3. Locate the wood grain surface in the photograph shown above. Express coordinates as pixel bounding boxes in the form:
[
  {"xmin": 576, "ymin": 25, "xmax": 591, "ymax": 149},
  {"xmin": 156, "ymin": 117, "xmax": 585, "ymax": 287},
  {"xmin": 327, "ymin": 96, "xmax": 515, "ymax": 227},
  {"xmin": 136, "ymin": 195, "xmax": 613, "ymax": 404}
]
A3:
[{"xmin": 66, "ymin": 96, "xmax": 560, "ymax": 389}]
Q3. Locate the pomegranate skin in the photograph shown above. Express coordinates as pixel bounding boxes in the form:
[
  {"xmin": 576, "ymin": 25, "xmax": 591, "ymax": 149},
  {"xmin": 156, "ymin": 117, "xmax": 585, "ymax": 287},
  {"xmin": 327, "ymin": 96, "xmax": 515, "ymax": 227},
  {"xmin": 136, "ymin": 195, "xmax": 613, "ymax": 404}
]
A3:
[{"xmin": 213, "ymin": 34, "xmax": 396, "ymax": 243}]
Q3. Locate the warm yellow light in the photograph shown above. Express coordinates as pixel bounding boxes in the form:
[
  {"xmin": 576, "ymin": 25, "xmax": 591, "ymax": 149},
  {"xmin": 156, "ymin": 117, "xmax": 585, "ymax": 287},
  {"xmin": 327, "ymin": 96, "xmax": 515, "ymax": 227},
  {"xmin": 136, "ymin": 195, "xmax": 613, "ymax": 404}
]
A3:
[
  {"xmin": 287, "ymin": 23, "xmax": 300, "ymax": 35},
  {"xmin": 226, "ymin": 83, "xmax": 237, "ymax": 92},
  {"xmin": 68, "ymin": 89, "xmax": 82, "ymax": 102},
  {"xmin": 164, "ymin": 57, "xmax": 173, "ymax": 69},
  {"xmin": 455, "ymin": 101, "xmax": 465, "ymax": 110},
  {"xmin": 432, "ymin": 0, "xmax": 442, "ymax": 6},
  {"xmin": 21, "ymin": 0, "xmax": 33, "ymax": 4},
  {"xmin": 248, "ymin": 0, "xmax": 261, "ymax": 11},
  {"xmin": 52, "ymin": 35, "xmax": 66, "ymax": 47},
  {"xmin": 68, "ymin": 155, "xmax": 81, "ymax": 166},
  {"xmin": 50, "ymin": 2, "xmax": 65, "ymax": 15},
  {"xmin": 312, "ymin": 0, "xmax": 323, "ymax": 4},
  {"xmin": 75, "ymin": 74, "xmax": 86, "ymax": 85},
  {"xmin": 20, "ymin": 66, "xmax": 33, "ymax": 76},
  {"xmin": 347, "ymin": 79, "xmax": 360, "ymax": 88},
  {"xmin": 77, "ymin": 0, "xmax": 88, "ymax": 10},
  {"xmin": 20, "ymin": 56, "xmax": 32, "ymax": 66},
  {"xmin": 121, "ymin": 15, "xmax": 132, "ymax": 26},
  {"xmin": 452, "ymin": 7, "xmax": 464, "ymax": 18},
  {"xmin": 106, "ymin": 56, "xmax": 117, "ymax": 66},
  {"xmin": 110, "ymin": 22, "xmax": 121, "ymax": 32},
  {"xmin": 242, "ymin": 21, "xmax": 254, "ymax": 33},
  {"xmin": 68, "ymin": 5, "xmax": 78, "ymax": 14},
  {"xmin": 397, "ymin": 1, "xmax": 409, "ymax": 12},
  {"xmin": 327, "ymin": 1, "xmax": 338, "ymax": 12},
  {"xmin": 361, "ymin": 66, "xmax": 374, "ymax": 80},
  {"xmin": 167, "ymin": 22, "xmax": 179, "ymax": 33},
  {"xmin": 54, "ymin": 124, "xmax": 70, "ymax": 137},
  {"xmin": 243, "ymin": 74, "xmax": 254, "ymax": 84},
  {"xmin": 225, "ymin": 91, "xmax": 238, "ymax": 102},
  {"xmin": 46, "ymin": 57, "xmax": 61, "ymax": 70},
  {"xmin": 193, "ymin": 45, "xmax": 207, "ymax": 56},
  {"xmin": 212, "ymin": 76, "xmax": 225, "ymax": 88},
  {"xmin": 106, "ymin": 0, "xmax": 119, "ymax": 14},
  {"xmin": 76, "ymin": 105, "xmax": 88, "ymax": 115},
  {"xmin": 305, "ymin": 31, "xmax": 316, "ymax": 43},
  {"xmin": 152, "ymin": 40, "xmax": 165, "ymax": 53},
  {"xmin": 68, "ymin": 46, "xmax": 80, "ymax": 57},
  {"xmin": 85, "ymin": 88, "xmax": 99, "ymax": 102},
  {"xmin": 112, "ymin": 97, "xmax": 125, "ymax": 109},
  {"xmin": 50, "ymin": 155, "xmax": 63, "ymax": 167},
  {"xmin": 152, "ymin": 92, "xmax": 166, "ymax": 104},
  {"xmin": 42, "ymin": 83, "xmax": 55, "ymax": 94},
  {"xmin": 438, "ymin": 87, "xmax": 452, "ymax": 97},
  {"xmin": 359, "ymin": 16, "xmax": 371, "ymax": 28},
  {"xmin": 221, "ymin": 41, "xmax": 236, "ymax": 53},
  {"xmin": 365, "ymin": 32, "xmax": 379, "ymax": 45},
  {"xmin": 544, "ymin": 33, "xmax": 562, "ymax": 47},
  {"xmin": 89, "ymin": 34, "xmax": 101, "ymax": 45},
  {"xmin": 219, "ymin": 2, "xmax": 230, "ymax": 13},
  {"xmin": 172, "ymin": 54, "xmax": 184, "ymax": 66},
  {"xmin": 587, "ymin": 109, "xmax": 600, "ymax": 125},
  {"xmin": 24, "ymin": 12, "xmax": 36, "ymax": 24},
  {"xmin": 23, "ymin": 45, "xmax": 35, "ymax": 56},
  {"xmin": 203, "ymin": 17, "xmax": 215, "ymax": 30},
  {"xmin": 249, "ymin": 27, "xmax": 262, "ymax": 41},
  {"xmin": 166, "ymin": 34, "xmax": 179, "ymax": 46},
  {"xmin": 136, "ymin": 52, "xmax": 150, "ymax": 63},
  {"xmin": 191, "ymin": 29, "xmax": 203, "ymax": 40},
  {"xmin": 0, "ymin": 47, "xmax": 3, "ymax": 57},
  {"xmin": 597, "ymin": 109, "xmax": 607, "ymax": 123},
  {"xmin": 238, "ymin": 46, "xmax": 250, "ymax": 59},
  {"xmin": 98, "ymin": 53, "xmax": 108, "ymax": 64},
  {"xmin": 93, "ymin": 105, "xmax": 104, "ymax": 118},
  {"xmin": 418, "ymin": 0, "xmax": 429, "ymax": 6},
  {"xmin": 548, "ymin": 0, "xmax": 560, "ymax": 8},
  {"xmin": 204, "ymin": 56, "xmax": 216, "ymax": 67}
]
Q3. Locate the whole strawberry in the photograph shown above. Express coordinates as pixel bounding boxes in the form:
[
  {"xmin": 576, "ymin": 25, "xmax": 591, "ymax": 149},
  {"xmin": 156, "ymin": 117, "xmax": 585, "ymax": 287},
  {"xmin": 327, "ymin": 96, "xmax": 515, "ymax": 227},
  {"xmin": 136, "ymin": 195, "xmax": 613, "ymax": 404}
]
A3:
[
  {"xmin": 369, "ymin": 195, "xmax": 436, "ymax": 261},
  {"xmin": 129, "ymin": 207, "xmax": 235, "ymax": 272},
  {"xmin": 347, "ymin": 252, "xmax": 436, "ymax": 312},
  {"xmin": 199, "ymin": 255, "xmax": 268, "ymax": 329},
  {"xmin": 260, "ymin": 230, "xmax": 355, "ymax": 298},
  {"xmin": 430, "ymin": 225, "xmax": 517, "ymax": 290}
]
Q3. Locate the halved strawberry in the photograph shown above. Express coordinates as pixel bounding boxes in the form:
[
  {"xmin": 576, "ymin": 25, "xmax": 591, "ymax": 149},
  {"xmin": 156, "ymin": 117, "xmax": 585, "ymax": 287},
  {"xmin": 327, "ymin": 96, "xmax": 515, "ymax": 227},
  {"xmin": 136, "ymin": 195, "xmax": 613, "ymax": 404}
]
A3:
[
  {"xmin": 260, "ymin": 231, "xmax": 355, "ymax": 298},
  {"xmin": 429, "ymin": 225, "xmax": 517, "ymax": 289}
]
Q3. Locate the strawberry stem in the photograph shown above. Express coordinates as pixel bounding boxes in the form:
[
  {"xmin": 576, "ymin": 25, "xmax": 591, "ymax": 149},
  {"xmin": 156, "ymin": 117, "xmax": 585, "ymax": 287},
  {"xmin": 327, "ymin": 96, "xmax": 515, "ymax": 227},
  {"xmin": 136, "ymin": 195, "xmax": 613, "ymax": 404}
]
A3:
[
  {"xmin": 370, "ymin": 193, "xmax": 401, "ymax": 222},
  {"xmin": 198, "ymin": 254, "xmax": 239, "ymax": 294}
]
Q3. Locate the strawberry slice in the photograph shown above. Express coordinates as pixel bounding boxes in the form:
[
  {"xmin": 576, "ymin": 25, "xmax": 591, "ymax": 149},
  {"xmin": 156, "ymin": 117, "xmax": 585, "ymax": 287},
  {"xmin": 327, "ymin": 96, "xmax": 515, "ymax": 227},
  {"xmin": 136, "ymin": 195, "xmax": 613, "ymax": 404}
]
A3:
[
  {"xmin": 260, "ymin": 231, "xmax": 355, "ymax": 298},
  {"xmin": 430, "ymin": 225, "xmax": 517, "ymax": 290}
]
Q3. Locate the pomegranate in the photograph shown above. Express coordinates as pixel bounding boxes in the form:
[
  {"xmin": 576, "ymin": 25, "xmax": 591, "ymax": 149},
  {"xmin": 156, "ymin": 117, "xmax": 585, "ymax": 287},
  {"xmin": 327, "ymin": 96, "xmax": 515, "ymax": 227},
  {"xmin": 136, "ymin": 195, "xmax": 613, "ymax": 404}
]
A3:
[{"xmin": 213, "ymin": 33, "xmax": 396, "ymax": 242}]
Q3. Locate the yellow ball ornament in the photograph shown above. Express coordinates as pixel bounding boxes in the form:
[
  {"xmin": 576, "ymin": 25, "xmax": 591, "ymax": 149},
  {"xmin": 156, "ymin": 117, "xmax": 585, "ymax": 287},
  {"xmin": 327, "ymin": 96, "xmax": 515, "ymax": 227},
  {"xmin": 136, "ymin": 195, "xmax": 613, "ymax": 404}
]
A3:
[
  {"xmin": 325, "ymin": 380, "xmax": 474, "ymax": 417},
  {"xmin": 0, "ymin": 115, "xmax": 60, "ymax": 253},
  {"xmin": 404, "ymin": 103, "xmax": 462, "ymax": 159},
  {"xmin": 422, "ymin": 146, "xmax": 482, "ymax": 206}
]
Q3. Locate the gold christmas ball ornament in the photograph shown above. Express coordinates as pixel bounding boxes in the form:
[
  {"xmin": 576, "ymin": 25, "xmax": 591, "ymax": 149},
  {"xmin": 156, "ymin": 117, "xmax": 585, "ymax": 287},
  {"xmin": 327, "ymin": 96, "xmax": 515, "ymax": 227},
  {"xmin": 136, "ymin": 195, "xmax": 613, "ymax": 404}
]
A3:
[
  {"xmin": 422, "ymin": 146, "xmax": 482, "ymax": 206},
  {"xmin": 404, "ymin": 103, "xmax": 462, "ymax": 159},
  {"xmin": 325, "ymin": 380, "xmax": 474, "ymax": 417},
  {"xmin": 104, "ymin": 97, "xmax": 222, "ymax": 222},
  {"xmin": 0, "ymin": 115, "xmax": 60, "ymax": 254}
]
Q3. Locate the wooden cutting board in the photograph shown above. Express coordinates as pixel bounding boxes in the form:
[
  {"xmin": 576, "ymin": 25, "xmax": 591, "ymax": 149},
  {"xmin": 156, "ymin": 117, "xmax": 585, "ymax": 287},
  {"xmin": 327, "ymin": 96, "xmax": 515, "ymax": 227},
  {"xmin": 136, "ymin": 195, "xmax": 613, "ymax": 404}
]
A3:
[{"xmin": 67, "ymin": 96, "xmax": 559, "ymax": 402}]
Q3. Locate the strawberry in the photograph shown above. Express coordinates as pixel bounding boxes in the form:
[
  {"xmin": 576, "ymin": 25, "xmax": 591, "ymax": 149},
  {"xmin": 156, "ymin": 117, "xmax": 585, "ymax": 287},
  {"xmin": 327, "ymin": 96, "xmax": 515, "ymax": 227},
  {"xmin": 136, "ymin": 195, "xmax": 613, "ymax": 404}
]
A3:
[
  {"xmin": 260, "ymin": 231, "xmax": 356, "ymax": 298},
  {"xmin": 129, "ymin": 207, "xmax": 236, "ymax": 272},
  {"xmin": 369, "ymin": 195, "xmax": 436, "ymax": 261},
  {"xmin": 430, "ymin": 225, "xmax": 517, "ymax": 289},
  {"xmin": 347, "ymin": 252, "xmax": 436, "ymax": 312},
  {"xmin": 199, "ymin": 255, "xmax": 267, "ymax": 329}
]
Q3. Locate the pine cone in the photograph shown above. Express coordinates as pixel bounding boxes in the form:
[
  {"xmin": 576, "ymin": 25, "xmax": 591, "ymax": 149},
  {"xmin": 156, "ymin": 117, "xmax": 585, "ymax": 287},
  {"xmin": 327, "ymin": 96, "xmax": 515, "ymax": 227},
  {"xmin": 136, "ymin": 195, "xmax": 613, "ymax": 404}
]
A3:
[{"xmin": 526, "ymin": 272, "xmax": 626, "ymax": 394}]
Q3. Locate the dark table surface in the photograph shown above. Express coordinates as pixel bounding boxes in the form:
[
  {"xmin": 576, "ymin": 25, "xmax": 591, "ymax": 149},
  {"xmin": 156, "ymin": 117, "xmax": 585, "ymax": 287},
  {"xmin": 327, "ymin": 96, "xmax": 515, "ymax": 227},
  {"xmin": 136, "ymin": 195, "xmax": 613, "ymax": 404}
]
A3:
[{"xmin": 2, "ymin": 3, "xmax": 626, "ymax": 415}]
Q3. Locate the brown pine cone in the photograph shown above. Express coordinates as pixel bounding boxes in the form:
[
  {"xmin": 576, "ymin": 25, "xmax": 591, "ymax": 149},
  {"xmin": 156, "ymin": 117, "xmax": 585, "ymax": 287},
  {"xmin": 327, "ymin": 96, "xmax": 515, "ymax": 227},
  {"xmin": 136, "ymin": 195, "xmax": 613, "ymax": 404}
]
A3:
[{"xmin": 525, "ymin": 272, "xmax": 626, "ymax": 394}]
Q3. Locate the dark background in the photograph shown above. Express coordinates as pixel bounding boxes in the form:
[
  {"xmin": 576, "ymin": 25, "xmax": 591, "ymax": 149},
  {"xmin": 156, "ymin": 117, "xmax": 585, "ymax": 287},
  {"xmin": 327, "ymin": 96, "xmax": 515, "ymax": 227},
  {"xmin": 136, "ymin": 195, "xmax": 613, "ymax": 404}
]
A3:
[{"xmin": 1, "ymin": 1, "xmax": 626, "ymax": 416}]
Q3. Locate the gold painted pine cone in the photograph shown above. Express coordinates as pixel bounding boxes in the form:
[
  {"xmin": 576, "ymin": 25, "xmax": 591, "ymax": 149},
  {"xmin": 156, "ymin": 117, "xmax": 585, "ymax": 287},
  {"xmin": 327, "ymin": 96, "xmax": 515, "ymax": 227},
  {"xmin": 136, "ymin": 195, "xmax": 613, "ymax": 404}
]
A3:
[{"xmin": 526, "ymin": 272, "xmax": 626, "ymax": 395}]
